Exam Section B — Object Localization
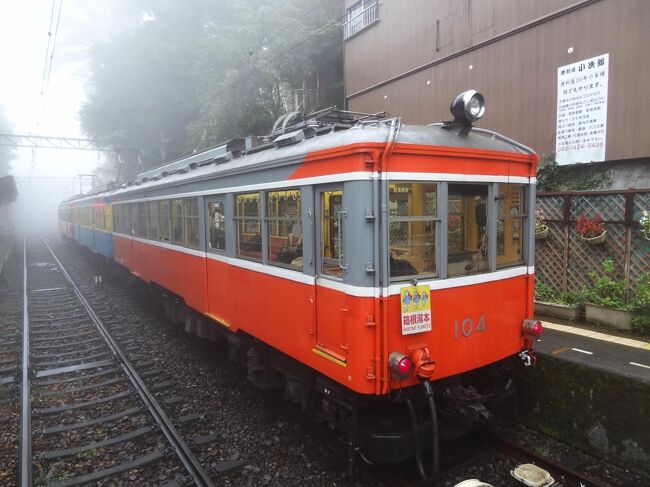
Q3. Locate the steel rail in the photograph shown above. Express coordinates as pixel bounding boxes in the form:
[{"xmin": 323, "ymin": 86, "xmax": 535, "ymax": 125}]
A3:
[
  {"xmin": 42, "ymin": 239, "xmax": 215, "ymax": 487},
  {"xmin": 20, "ymin": 237, "xmax": 32, "ymax": 487},
  {"xmin": 489, "ymin": 432, "xmax": 614, "ymax": 487}
]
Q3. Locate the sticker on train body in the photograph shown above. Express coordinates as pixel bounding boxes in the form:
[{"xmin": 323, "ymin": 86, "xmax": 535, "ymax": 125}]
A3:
[{"xmin": 400, "ymin": 284, "xmax": 432, "ymax": 335}]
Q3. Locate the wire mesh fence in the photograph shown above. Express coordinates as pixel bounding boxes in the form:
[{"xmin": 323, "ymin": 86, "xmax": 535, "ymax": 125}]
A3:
[{"xmin": 536, "ymin": 189, "xmax": 650, "ymax": 295}]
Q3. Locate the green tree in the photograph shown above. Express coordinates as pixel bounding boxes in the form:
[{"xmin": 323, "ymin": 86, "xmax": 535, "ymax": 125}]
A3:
[
  {"xmin": 80, "ymin": 0, "xmax": 218, "ymax": 175},
  {"xmin": 0, "ymin": 106, "xmax": 17, "ymax": 176},
  {"xmin": 80, "ymin": 0, "xmax": 344, "ymax": 179},
  {"xmin": 187, "ymin": 0, "xmax": 343, "ymax": 150}
]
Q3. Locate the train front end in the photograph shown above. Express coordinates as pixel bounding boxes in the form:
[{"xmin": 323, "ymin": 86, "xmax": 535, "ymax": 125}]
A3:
[{"xmin": 361, "ymin": 92, "xmax": 540, "ymax": 464}]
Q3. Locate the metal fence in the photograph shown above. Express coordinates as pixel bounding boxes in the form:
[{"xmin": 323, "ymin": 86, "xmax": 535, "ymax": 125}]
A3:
[
  {"xmin": 344, "ymin": 1, "xmax": 379, "ymax": 40},
  {"xmin": 535, "ymin": 189, "xmax": 650, "ymax": 295}
]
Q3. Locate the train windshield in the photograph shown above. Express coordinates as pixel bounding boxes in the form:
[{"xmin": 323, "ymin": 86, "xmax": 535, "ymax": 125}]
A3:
[
  {"xmin": 388, "ymin": 182, "xmax": 438, "ymax": 279},
  {"xmin": 389, "ymin": 181, "xmax": 528, "ymax": 281},
  {"xmin": 447, "ymin": 184, "xmax": 489, "ymax": 276}
]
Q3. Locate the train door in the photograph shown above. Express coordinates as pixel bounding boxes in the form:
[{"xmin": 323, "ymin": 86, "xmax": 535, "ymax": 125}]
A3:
[
  {"xmin": 204, "ymin": 196, "xmax": 227, "ymax": 321},
  {"xmin": 130, "ymin": 205, "xmax": 137, "ymax": 274},
  {"xmin": 314, "ymin": 185, "xmax": 349, "ymax": 363}
]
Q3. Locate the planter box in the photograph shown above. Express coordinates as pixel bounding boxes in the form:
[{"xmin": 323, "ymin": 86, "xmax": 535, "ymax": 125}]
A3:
[
  {"xmin": 579, "ymin": 230, "xmax": 607, "ymax": 245},
  {"xmin": 584, "ymin": 302, "xmax": 633, "ymax": 331},
  {"xmin": 534, "ymin": 300, "xmax": 581, "ymax": 321},
  {"xmin": 535, "ymin": 226, "xmax": 549, "ymax": 240}
]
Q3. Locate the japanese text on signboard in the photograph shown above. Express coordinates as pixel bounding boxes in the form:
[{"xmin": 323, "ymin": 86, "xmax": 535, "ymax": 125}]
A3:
[
  {"xmin": 556, "ymin": 53, "xmax": 609, "ymax": 164},
  {"xmin": 400, "ymin": 285, "xmax": 432, "ymax": 335}
]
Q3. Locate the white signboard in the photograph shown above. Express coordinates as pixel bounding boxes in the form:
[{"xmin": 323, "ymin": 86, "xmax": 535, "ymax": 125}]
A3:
[{"xmin": 556, "ymin": 53, "xmax": 609, "ymax": 164}]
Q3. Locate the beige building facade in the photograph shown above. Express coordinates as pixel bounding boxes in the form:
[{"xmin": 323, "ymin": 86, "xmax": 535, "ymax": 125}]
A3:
[{"xmin": 343, "ymin": 0, "xmax": 650, "ymax": 164}]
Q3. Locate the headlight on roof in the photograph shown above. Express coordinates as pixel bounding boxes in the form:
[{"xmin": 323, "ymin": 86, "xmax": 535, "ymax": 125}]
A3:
[{"xmin": 450, "ymin": 90, "xmax": 486, "ymax": 124}]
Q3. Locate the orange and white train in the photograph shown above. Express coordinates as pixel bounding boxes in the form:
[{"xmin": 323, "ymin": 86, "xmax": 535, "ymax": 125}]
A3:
[{"xmin": 59, "ymin": 92, "xmax": 542, "ymax": 469}]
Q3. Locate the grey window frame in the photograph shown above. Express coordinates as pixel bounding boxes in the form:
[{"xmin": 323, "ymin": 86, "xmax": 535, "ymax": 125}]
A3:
[{"xmin": 388, "ymin": 181, "xmax": 441, "ymax": 282}]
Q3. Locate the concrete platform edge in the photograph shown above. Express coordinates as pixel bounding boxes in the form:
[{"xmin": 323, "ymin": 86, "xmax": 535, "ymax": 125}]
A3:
[{"xmin": 516, "ymin": 354, "xmax": 650, "ymax": 474}]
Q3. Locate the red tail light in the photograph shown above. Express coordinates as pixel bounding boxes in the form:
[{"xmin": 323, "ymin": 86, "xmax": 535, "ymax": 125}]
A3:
[
  {"xmin": 388, "ymin": 352, "xmax": 413, "ymax": 380},
  {"xmin": 523, "ymin": 319, "xmax": 543, "ymax": 337}
]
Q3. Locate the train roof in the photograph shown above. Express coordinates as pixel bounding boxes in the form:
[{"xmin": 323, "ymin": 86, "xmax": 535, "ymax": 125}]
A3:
[
  {"xmin": 111, "ymin": 121, "xmax": 534, "ymax": 198},
  {"xmin": 60, "ymin": 188, "xmax": 113, "ymax": 206}
]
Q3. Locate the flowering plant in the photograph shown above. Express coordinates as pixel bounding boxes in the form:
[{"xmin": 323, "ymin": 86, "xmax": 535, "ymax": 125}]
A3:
[
  {"xmin": 448, "ymin": 214, "xmax": 461, "ymax": 232},
  {"xmin": 535, "ymin": 209, "xmax": 547, "ymax": 233},
  {"xmin": 641, "ymin": 210, "xmax": 650, "ymax": 239},
  {"xmin": 576, "ymin": 212, "xmax": 605, "ymax": 239}
]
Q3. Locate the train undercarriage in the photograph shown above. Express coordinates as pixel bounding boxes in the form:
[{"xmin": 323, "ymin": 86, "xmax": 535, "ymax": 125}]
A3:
[{"xmin": 77, "ymin": 242, "xmax": 525, "ymax": 468}]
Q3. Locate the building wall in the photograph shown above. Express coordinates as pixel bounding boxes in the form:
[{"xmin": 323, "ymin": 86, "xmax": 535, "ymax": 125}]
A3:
[{"xmin": 344, "ymin": 0, "xmax": 650, "ymax": 162}]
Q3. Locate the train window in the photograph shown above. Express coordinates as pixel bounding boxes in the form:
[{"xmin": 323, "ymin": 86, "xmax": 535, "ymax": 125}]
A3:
[
  {"xmin": 321, "ymin": 190, "xmax": 344, "ymax": 278},
  {"xmin": 137, "ymin": 202, "xmax": 149, "ymax": 238},
  {"xmin": 117, "ymin": 205, "xmax": 125, "ymax": 233},
  {"xmin": 112, "ymin": 206, "xmax": 119, "ymax": 233},
  {"xmin": 447, "ymin": 184, "xmax": 489, "ymax": 277},
  {"xmin": 208, "ymin": 201, "xmax": 226, "ymax": 251},
  {"xmin": 159, "ymin": 200, "xmax": 171, "ymax": 242},
  {"xmin": 131, "ymin": 205, "xmax": 138, "ymax": 235},
  {"xmin": 106, "ymin": 205, "xmax": 112, "ymax": 232},
  {"xmin": 185, "ymin": 198, "xmax": 199, "ymax": 248},
  {"xmin": 266, "ymin": 189, "xmax": 302, "ymax": 269},
  {"xmin": 93, "ymin": 205, "xmax": 104, "ymax": 231},
  {"xmin": 126, "ymin": 204, "xmax": 133, "ymax": 235},
  {"xmin": 236, "ymin": 193, "xmax": 261, "ymax": 260},
  {"xmin": 388, "ymin": 182, "xmax": 438, "ymax": 280},
  {"xmin": 171, "ymin": 199, "xmax": 185, "ymax": 245},
  {"xmin": 497, "ymin": 184, "xmax": 526, "ymax": 268},
  {"xmin": 149, "ymin": 201, "xmax": 160, "ymax": 240}
]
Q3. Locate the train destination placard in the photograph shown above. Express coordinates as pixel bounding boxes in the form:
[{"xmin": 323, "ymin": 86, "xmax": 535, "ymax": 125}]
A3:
[
  {"xmin": 555, "ymin": 53, "xmax": 609, "ymax": 165},
  {"xmin": 400, "ymin": 285, "xmax": 432, "ymax": 335}
]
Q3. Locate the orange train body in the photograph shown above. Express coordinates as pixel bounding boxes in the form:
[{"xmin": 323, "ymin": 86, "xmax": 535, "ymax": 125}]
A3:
[
  {"xmin": 59, "ymin": 108, "xmax": 540, "ymax": 464},
  {"xmin": 105, "ymin": 139, "xmax": 537, "ymax": 396}
]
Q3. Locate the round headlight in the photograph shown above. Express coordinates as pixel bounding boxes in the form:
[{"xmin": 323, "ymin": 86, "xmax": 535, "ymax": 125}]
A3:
[{"xmin": 450, "ymin": 90, "xmax": 486, "ymax": 124}]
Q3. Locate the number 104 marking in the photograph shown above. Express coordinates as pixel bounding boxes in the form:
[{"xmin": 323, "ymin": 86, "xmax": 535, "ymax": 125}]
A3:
[{"xmin": 454, "ymin": 315, "xmax": 487, "ymax": 339}]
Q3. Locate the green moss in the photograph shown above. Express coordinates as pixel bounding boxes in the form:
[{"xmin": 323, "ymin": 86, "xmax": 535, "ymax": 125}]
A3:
[
  {"xmin": 536, "ymin": 153, "xmax": 612, "ymax": 191},
  {"xmin": 516, "ymin": 355, "xmax": 650, "ymax": 472}
]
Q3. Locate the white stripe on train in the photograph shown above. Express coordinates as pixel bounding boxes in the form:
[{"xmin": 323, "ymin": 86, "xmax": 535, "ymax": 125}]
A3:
[
  {"xmin": 108, "ymin": 172, "xmax": 535, "ymax": 205},
  {"xmin": 114, "ymin": 234, "xmax": 533, "ymax": 298}
]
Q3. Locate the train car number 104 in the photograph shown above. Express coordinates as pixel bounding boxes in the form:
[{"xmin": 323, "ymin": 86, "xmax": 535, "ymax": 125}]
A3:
[{"xmin": 454, "ymin": 315, "xmax": 487, "ymax": 339}]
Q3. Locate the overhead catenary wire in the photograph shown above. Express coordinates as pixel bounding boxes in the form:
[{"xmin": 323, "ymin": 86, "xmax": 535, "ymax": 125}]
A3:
[
  {"xmin": 44, "ymin": 0, "xmax": 64, "ymax": 96},
  {"xmin": 250, "ymin": 0, "xmax": 330, "ymax": 57},
  {"xmin": 256, "ymin": 6, "xmax": 348, "ymax": 69},
  {"xmin": 36, "ymin": 0, "xmax": 63, "ymax": 136},
  {"xmin": 40, "ymin": 0, "xmax": 57, "ymax": 93}
]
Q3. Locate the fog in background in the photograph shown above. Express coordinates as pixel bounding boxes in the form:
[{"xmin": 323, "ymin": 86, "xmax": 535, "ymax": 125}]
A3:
[
  {"xmin": 0, "ymin": 1, "xmax": 146, "ymax": 234},
  {"xmin": 0, "ymin": 0, "xmax": 344, "ymax": 235}
]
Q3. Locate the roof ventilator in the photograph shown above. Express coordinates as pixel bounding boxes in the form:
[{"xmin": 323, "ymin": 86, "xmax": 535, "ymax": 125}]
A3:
[
  {"xmin": 212, "ymin": 152, "xmax": 232, "ymax": 164},
  {"xmin": 273, "ymin": 127, "xmax": 316, "ymax": 148}
]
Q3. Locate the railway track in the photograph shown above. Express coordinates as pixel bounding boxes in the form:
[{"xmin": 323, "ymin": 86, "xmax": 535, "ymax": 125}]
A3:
[
  {"xmin": 0, "ymin": 240, "xmax": 22, "ymax": 486},
  {"xmin": 488, "ymin": 431, "xmax": 615, "ymax": 487},
  {"xmin": 367, "ymin": 428, "xmax": 620, "ymax": 487},
  {"xmin": 5, "ymin": 235, "xmax": 640, "ymax": 486},
  {"xmin": 19, "ymin": 237, "xmax": 215, "ymax": 486}
]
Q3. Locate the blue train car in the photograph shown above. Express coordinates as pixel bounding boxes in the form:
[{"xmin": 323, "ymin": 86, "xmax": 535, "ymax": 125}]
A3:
[{"xmin": 60, "ymin": 192, "xmax": 113, "ymax": 259}]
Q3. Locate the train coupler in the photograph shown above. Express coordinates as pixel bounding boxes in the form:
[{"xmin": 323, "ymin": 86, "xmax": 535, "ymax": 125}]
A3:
[{"xmin": 518, "ymin": 350, "xmax": 537, "ymax": 367}]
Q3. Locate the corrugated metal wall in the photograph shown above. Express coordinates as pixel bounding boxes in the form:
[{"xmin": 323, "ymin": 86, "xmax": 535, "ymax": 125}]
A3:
[{"xmin": 344, "ymin": 0, "xmax": 650, "ymax": 161}]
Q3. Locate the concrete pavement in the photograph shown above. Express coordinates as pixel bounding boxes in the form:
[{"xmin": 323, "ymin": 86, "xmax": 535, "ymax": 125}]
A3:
[{"xmin": 533, "ymin": 320, "xmax": 650, "ymax": 384}]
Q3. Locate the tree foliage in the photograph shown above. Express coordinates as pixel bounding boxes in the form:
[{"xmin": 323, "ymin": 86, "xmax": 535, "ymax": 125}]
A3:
[
  {"xmin": 0, "ymin": 106, "xmax": 17, "ymax": 176},
  {"xmin": 80, "ymin": 0, "xmax": 343, "ymax": 180},
  {"xmin": 80, "ymin": 2, "xmax": 205, "ymax": 173},
  {"xmin": 186, "ymin": 0, "xmax": 343, "ymax": 149}
]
